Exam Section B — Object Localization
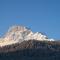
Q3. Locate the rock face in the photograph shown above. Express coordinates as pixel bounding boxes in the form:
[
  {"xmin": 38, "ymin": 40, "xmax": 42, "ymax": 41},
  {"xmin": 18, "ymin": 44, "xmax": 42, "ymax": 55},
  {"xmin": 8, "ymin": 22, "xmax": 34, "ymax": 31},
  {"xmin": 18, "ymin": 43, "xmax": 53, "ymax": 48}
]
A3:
[
  {"xmin": 4, "ymin": 25, "xmax": 48, "ymax": 41},
  {"xmin": 0, "ymin": 40, "xmax": 60, "ymax": 60},
  {"xmin": 0, "ymin": 25, "xmax": 54, "ymax": 46},
  {"xmin": 0, "ymin": 40, "xmax": 60, "ymax": 53}
]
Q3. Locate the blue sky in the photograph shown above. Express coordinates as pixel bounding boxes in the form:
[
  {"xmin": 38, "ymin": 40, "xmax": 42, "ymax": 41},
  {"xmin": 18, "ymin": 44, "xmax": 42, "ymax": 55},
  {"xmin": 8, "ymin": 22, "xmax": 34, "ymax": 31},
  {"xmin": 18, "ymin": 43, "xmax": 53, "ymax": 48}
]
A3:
[{"xmin": 0, "ymin": 0, "xmax": 60, "ymax": 40}]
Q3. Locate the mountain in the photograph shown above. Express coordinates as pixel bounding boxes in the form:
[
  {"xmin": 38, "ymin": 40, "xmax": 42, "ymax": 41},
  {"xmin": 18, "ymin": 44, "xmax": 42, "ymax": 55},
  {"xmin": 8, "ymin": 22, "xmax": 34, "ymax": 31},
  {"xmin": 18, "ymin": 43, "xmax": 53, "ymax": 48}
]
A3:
[
  {"xmin": 0, "ymin": 25, "xmax": 59, "ymax": 60},
  {"xmin": 0, "ymin": 25, "xmax": 54, "ymax": 47}
]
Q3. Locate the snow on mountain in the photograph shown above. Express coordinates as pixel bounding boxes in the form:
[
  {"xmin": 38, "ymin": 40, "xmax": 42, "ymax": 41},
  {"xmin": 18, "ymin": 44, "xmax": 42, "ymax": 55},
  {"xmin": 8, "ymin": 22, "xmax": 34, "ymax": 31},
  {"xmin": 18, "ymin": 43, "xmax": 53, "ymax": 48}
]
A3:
[{"xmin": 0, "ymin": 25, "xmax": 54, "ymax": 47}]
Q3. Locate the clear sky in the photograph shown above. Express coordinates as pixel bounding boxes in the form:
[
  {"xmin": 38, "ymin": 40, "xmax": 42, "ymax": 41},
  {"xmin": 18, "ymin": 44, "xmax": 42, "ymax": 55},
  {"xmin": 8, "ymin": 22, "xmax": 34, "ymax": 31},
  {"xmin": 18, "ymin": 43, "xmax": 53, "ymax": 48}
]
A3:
[{"xmin": 0, "ymin": 0, "xmax": 60, "ymax": 40}]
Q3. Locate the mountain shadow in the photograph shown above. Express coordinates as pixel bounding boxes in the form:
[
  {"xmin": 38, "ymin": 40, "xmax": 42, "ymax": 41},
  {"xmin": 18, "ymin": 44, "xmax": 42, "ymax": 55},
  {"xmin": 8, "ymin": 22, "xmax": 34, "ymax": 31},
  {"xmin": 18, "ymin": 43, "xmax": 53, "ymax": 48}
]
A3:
[{"xmin": 0, "ymin": 40, "xmax": 60, "ymax": 60}]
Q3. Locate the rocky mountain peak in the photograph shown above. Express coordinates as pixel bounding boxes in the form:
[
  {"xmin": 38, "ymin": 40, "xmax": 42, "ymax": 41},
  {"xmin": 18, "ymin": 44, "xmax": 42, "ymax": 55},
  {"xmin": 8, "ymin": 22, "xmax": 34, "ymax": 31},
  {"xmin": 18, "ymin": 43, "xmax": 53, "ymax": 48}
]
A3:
[
  {"xmin": 0, "ymin": 25, "xmax": 54, "ymax": 47},
  {"xmin": 8, "ymin": 25, "xmax": 30, "ymax": 33}
]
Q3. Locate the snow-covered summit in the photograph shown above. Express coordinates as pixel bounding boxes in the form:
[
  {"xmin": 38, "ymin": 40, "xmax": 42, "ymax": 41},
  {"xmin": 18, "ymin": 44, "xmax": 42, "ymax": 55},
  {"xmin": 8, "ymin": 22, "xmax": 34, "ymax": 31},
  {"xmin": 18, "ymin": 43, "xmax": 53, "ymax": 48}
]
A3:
[
  {"xmin": 4, "ymin": 25, "xmax": 32, "ymax": 41},
  {"xmin": 4, "ymin": 25, "xmax": 48, "ymax": 41},
  {"xmin": 0, "ymin": 25, "xmax": 54, "ymax": 46}
]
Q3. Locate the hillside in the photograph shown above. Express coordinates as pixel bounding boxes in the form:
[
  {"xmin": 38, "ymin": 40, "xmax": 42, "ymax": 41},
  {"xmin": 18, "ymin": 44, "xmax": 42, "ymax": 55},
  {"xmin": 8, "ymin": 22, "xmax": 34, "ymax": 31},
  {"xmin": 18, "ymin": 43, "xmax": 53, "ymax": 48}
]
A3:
[{"xmin": 0, "ymin": 40, "xmax": 60, "ymax": 60}]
